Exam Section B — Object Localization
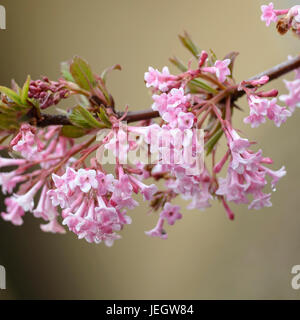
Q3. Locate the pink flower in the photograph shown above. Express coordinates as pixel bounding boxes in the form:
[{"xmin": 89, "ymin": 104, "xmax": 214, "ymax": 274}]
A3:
[
  {"xmin": 40, "ymin": 219, "xmax": 66, "ymax": 234},
  {"xmin": 145, "ymin": 217, "xmax": 168, "ymax": 239},
  {"xmin": 74, "ymin": 169, "xmax": 98, "ymax": 193},
  {"xmin": 1, "ymin": 197, "xmax": 25, "ymax": 226},
  {"xmin": 0, "ymin": 157, "xmax": 26, "ymax": 168},
  {"xmin": 13, "ymin": 181, "xmax": 43, "ymax": 212},
  {"xmin": 166, "ymin": 88, "xmax": 188, "ymax": 109},
  {"xmin": 144, "ymin": 66, "xmax": 177, "ymax": 92},
  {"xmin": 280, "ymin": 79, "xmax": 300, "ymax": 112},
  {"xmin": 130, "ymin": 176, "xmax": 158, "ymax": 201},
  {"xmin": 33, "ymin": 185, "xmax": 61, "ymax": 229},
  {"xmin": 110, "ymin": 174, "xmax": 138, "ymax": 209},
  {"xmin": 217, "ymin": 124, "xmax": 286, "ymax": 211},
  {"xmin": 244, "ymin": 95, "xmax": 268, "ymax": 128},
  {"xmin": 294, "ymin": 7, "xmax": 300, "ymax": 23},
  {"xmin": 96, "ymin": 172, "xmax": 115, "ymax": 196},
  {"xmin": 178, "ymin": 112, "xmax": 195, "ymax": 130},
  {"xmin": 160, "ymin": 202, "xmax": 182, "ymax": 225},
  {"xmin": 263, "ymin": 166, "xmax": 286, "ymax": 189},
  {"xmin": 248, "ymin": 192, "xmax": 272, "ymax": 210},
  {"xmin": 202, "ymin": 59, "xmax": 231, "ymax": 83},
  {"xmin": 266, "ymin": 98, "xmax": 291, "ymax": 127},
  {"xmin": 0, "ymin": 171, "xmax": 26, "ymax": 194},
  {"xmin": 261, "ymin": 3, "xmax": 277, "ymax": 26},
  {"xmin": 10, "ymin": 124, "xmax": 37, "ymax": 159}
]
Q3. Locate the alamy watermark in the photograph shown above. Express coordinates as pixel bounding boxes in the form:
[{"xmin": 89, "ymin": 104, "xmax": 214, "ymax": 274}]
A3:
[
  {"xmin": 0, "ymin": 5, "xmax": 6, "ymax": 30},
  {"xmin": 291, "ymin": 265, "xmax": 300, "ymax": 290},
  {"xmin": 0, "ymin": 265, "xmax": 5, "ymax": 290},
  {"xmin": 96, "ymin": 124, "xmax": 205, "ymax": 176}
]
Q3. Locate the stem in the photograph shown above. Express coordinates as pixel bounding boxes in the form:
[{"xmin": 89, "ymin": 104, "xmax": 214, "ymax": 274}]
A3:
[{"xmin": 36, "ymin": 55, "xmax": 300, "ymax": 126}]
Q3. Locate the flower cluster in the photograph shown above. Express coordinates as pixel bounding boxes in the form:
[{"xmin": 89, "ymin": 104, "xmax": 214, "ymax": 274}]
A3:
[
  {"xmin": 0, "ymin": 9, "xmax": 299, "ymax": 246},
  {"xmin": 216, "ymin": 123, "xmax": 286, "ymax": 212},
  {"xmin": 239, "ymin": 76, "xmax": 292, "ymax": 128},
  {"xmin": 261, "ymin": 3, "xmax": 300, "ymax": 36},
  {"xmin": 29, "ymin": 77, "xmax": 70, "ymax": 109},
  {"xmin": 280, "ymin": 62, "xmax": 300, "ymax": 112},
  {"xmin": 0, "ymin": 125, "xmax": 73, "ymax": 233}
]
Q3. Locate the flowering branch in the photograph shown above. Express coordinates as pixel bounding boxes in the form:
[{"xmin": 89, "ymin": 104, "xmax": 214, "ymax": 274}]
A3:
[
  {"xmin": 0, "ymin": 3, "xmax": 299, "ymax": 246},
  {"xmin": 35, "ymin": 55, "xmax": 300, "ymax": 126}
]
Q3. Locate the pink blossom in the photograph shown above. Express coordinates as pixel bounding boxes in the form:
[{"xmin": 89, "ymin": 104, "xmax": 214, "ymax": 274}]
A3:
[
  {"xmin": 248, "ymin": 192, "xmax": 272, "ymax": 210},
  {"xmin": 40, "ymin": 219, "xmax": 66, "ymax": 234},
  {"xmin": 13, "ymin": 181, "xmax": 43, "ymax": 212},
  {"xmin": 1, "ymin": 197, "xmax": 25, "ymax": 226},
  {"xmin": 11, "ymin": 124, "xmax": 37, "ymax": 159},
  {"xmin": 74, "ymin": 168, "xmax": 98, "ymax": 193},
  {"xmin": 294, "ymin": 7, "xmax": 300, "ymax": 23},
  {"xmin": 202, "ymin": 59, "xmax": 231, "ymax": 83},
  {"xmin": 266, "ymin": 98, "xmax": 291, "ymax": 127},
  {"xmin": 261, "ymin": 3, "xmax": 277, "ymax": 26},
  {"xmin": 110, "ymin": 174, "xmax": 138, "ymax": 209},
  {"xmin": 144, "ymin": 66, "xmax": 177, "ymax": 92},
  {"xmin": 0, "ymin": 157, "xmax": 26, "ymax": 168},
  {"xmin": 145, "ymin": 217, "xmax": 168, "ymax": 239},
  {"xmin": 280, "ymin": 79, "xmax": 300, "ymax": 112},
  {"xmin": 0, "ymin": 171, "xmax": 26, "ymax": 194},
  {"xmin": 244, "ymin": 95, "xmax": 268, "ymax": 128},
  {"xmin": 217, "ymin": 124, "xmax": 286, "ymax": 210},
  {"xmin": 130, "ymin": 176, "xmax": 158, "ymax": 201},
  {"xmin": 160, "ymin": 202, "xmax": 182, "ymax": 225},
  {"xmin": 178, "ymin": 112, "xmax": 195, "ymax": 130}
]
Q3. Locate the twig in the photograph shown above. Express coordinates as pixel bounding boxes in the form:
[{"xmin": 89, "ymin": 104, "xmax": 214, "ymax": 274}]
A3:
[{"xmin": 37, "ymin": 55, "xmax": 300, "ymax": 127}]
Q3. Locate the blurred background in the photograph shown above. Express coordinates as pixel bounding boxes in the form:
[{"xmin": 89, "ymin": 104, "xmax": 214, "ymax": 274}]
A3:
[{"xmin": 0, "ymin": 0, "xmax": 299, "ymax": 299}]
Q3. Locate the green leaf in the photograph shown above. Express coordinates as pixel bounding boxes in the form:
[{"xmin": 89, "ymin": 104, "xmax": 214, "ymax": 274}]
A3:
[
  {"xmin": 178, "ymin": 32, "xmax": 200, "ymax": 59},
  {"xmin": 21, "ymin": 75, "xmax": 31, "ymax": 104},
  {"xmin": 0, "ymin": 86, "xmax": 22, "ymax": 105},
  {"xmin": 169, "ymin": 56, "xmax": 188, "ymax": 72},
  {"xmin": 69, "ymin": 105, "xmax": 107, "ymax": 129},
  {"xmin": 101, "ymin": 64, "xmax": 121, "ymax": 84},
  {"xmin": 209, "ymin": 49, "xmax": 218, "ymax": 66},
  {"xmin": 70, "ymin": 56, "xmax": 97, "ymax": 91},
  {"xmin": 190, "ymin": 79, "xmax": 218, "ymax": 94},
  {"xmin": 205, "ymin": 128, "xmax": 223, "ymax": 155},
  {"xmin": 97, "ymin": 107, "xmax": 112, "ymax": 128},
  {"xmin": 61, "ymin": 125, "xmax": 86, "ymax": 138},
  {"xmin": 61, "ymin": 61, "xmax": 75, "ymax": 82}
]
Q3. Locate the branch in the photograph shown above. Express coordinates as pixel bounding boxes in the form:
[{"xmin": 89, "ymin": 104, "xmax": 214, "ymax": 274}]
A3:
[{"xmin": 37, "ymin": 55, "xmax": 300, "ymax": 127}]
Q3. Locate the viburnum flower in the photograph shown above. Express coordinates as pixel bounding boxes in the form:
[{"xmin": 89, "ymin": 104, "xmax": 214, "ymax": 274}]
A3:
[
  {"xmin": 145, "ymin": 217, "xmax": 168, "ymax": 240},
  {"xmin": 144, "ymin": 66, "xmax": 178, "ymax": 92},
  {"xmin": 160, "ymin": 202, "xmax": 182, "ymax": 226},
  {"xmin": 0, "ymin": 14, "xmax": 299, "ymax": 247},
  {"xmin": 202, "ymin": 59, "xmax": 231, "ymax": 83},
  {"xmin": 261, "ymin": 2, "xmax": 277, "ymax": 26},
  {"xmin": 1, "ymin": 197, "xmax": 25, "ymax": 226},
  {"xmin": 280, "ymin": 68, "xmax": 300, "ymax": 112}
]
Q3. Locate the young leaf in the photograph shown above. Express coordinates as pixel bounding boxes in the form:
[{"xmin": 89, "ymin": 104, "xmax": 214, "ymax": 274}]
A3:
[
  {"xmin": 190, "ymin": 79, "xmax": 218, "ymax": 94},
  {"xmin": 205, "ymin": 128, "xmax": 223, "ymax": 155},
  {"xmin": 69, "ymin": 106, "xmax": 107, "ymax": 129},
  {"xmin": 178, "ymin": 32, "xmax": 200, "ymax": 59},
  {"xmin": 101, "ymin": 64, "xmax": 121, "ymax": 84},
  {"xmin": 70, "ymin": 56, "xmax": 97, "ymax": 91},
  {"xmin": 61, "ymin": 125, "xmax": 86, "ymax": 138},
  {"xmin": 169, "ymin": 56, "xmax": 188, "ymax": 72},
  {"xmin": 98, "ymin": 107, "xmax": 112, "ymax": 128},
  {"xmin": 21, "ymin": 75, "xmax": 31, "ymax": 104},
  {"xmin": 61, "ymin": 61, "xmax": 75, "ymax": 82},
  {"xmin": 0, "ymin": 86, "xmax": 22, "ymax": 105}
]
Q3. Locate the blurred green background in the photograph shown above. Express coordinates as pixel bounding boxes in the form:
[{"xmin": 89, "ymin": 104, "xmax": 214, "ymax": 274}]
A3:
[{"xmin": 0, "ymin": 0, "xmax": 299, "ymax": 299}]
